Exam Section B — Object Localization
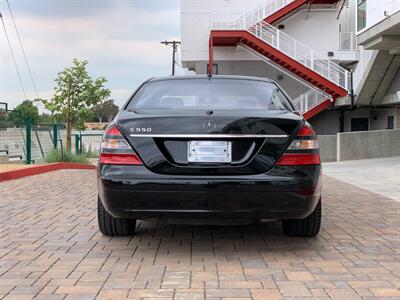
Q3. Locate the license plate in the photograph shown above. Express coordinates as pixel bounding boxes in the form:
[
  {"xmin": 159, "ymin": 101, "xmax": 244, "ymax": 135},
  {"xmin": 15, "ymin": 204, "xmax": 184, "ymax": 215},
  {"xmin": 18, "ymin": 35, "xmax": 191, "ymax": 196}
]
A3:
[{"xmin": 188, "ymin": 141, "xmax": 232, "ymax": 163}]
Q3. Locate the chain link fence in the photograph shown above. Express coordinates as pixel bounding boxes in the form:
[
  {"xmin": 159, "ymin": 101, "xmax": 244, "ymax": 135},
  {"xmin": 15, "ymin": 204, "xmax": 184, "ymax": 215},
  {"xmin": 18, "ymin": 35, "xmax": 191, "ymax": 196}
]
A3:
[
  {"xmin": 1, "ymin": 117, "xmax": 105, "ymax": 165},
  {"xmin": 0, "ymin": 118, "xmax": 67, "ymax": 164},
  {"xmin": 74, "ymin": 132, "xmax": 103, "ymax": 164}
]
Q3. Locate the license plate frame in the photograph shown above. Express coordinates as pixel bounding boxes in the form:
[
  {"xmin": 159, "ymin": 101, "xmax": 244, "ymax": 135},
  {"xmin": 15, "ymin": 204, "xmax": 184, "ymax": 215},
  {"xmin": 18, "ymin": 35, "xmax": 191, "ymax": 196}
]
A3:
[{"xmin": 188, "ymin": 141, "xmax": 232, "ymax": 163}]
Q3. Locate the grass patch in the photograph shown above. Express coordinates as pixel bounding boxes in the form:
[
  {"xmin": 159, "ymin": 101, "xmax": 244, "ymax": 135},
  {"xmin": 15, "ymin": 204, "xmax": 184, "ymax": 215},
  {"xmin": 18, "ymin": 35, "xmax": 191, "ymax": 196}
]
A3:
[{"xmin": 45, "ymin": 148, "xmax": 89, "ymax": 164}]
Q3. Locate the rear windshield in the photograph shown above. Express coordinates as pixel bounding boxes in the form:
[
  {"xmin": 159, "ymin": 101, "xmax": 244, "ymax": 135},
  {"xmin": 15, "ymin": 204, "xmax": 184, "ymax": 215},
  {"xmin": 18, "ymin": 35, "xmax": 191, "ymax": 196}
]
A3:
[{"xmin": 126, "ymin": 78, "xmax": 293, "ymax": 111}]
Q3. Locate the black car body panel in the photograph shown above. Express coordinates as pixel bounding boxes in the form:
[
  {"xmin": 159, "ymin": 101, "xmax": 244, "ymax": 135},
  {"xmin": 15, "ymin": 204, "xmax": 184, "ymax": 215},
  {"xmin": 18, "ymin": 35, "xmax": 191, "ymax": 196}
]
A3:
[
  {"xmin": 98, "ymin": 164, "xmax": 321, "ymax": 220},
  {"xmin": 97, "ymin": 75, "xmax": 322, "ymax": 222}
]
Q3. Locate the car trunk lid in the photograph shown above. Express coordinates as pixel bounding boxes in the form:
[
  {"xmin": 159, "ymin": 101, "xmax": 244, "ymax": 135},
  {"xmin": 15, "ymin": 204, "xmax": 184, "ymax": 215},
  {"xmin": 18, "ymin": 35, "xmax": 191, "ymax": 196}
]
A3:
[{"xmin": 117, "ymin": 109, "xmax": 303, "ymax": 175}]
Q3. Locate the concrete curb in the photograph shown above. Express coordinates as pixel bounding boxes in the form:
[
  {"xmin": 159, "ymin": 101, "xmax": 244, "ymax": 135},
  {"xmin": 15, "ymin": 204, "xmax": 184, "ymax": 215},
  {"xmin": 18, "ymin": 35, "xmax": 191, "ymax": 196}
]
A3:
[{"xmin": 0, "ymin": 163, "xmax": 96, "ymax": 182}]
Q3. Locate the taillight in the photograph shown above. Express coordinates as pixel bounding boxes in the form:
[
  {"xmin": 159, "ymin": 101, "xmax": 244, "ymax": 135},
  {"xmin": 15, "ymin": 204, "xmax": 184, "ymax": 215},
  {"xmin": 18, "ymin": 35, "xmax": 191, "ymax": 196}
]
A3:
[
  {"xmin": 99, "ymin": 124, "xmax": 143, "ymax": 165},
  {"xmin": 277, "ymin": 123, "xmax": 320, "ymax": 166}
]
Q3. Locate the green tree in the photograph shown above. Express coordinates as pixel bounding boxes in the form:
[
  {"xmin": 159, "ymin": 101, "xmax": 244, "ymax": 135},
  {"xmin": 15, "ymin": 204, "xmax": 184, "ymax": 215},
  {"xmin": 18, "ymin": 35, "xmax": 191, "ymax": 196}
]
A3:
[
  {"xmin": 75, "ymin": 108, "xmax": 94, "ymax": 131},
  {"xmin": 39, "ymin": 113, "xmax": 58, "ymax": 124},
  {"xmin": 92, "ymin": 99, "xmax": 119, "ymax": 122},
  {"xmin": 41, "ymin": 59, "xmax": 110, "ymax": 150},
  {"xmin": 0, "ymin": 110, "xmax": 11, "ymax": 128},
  {"xmin": 9, "ymin": 100, "xmax": 40, "ymax": 126}
]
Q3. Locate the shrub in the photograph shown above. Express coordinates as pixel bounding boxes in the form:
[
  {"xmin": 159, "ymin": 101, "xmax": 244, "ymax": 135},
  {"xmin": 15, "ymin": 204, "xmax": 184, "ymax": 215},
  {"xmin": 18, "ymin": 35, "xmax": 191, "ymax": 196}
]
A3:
[
  {"xmin": 81, "ymin": 145, "xmax": 99, "ymax": 158},
  {"xmin": 45, "ymin": 148, "xmax": 89, "ymax": 164}
]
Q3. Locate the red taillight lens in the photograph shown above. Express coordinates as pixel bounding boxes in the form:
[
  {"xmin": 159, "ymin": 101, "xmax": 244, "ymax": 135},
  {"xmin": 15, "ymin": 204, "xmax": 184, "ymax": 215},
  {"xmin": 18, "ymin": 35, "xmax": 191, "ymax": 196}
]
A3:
[
  {"xmin": 297, "ymin": 124, "xmax": 315, "ymax": 136},
  {"xmin": 99, "ymin": 124, "xmax": 143, "ymax": 165},
  {"xmin": 104, "ymin": 125, "xmax": 123, "ymax": 136},
  {"xmin": 277, "ymin": 123, "xmax": 320, "ymax": 166},
  {"xmin": 276, "ymin": 153, "xmax": 321, "ymax": 165},
  {"xmin": 99, "ymin": 153, "xmax": 142, "ymax": 165}
]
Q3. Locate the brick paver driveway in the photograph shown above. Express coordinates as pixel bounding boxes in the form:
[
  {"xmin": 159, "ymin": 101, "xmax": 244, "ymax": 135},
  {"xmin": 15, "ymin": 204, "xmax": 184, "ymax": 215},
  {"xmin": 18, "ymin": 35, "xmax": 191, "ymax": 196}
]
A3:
[{"xmin": 0, "ymin": 170, "xmax": 399, "ymax": 300}]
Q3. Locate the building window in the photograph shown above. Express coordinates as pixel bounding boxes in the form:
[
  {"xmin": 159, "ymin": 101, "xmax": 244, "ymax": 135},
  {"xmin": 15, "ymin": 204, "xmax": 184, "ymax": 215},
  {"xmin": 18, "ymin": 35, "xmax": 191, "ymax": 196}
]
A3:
[
  {"xmin": 357, "ymin": 0, "xmax": 367, "ymax": 31},
  {"xmin": 207, "ymin": 63, "xmax": 218, "ymax": 75},
  {"xmin": 387, "ymin": 116, "xmax": 394, "ymax": 129},
  {"xmin": 351, "ymin": 117, "xmax": 369, "ymax": 132}
]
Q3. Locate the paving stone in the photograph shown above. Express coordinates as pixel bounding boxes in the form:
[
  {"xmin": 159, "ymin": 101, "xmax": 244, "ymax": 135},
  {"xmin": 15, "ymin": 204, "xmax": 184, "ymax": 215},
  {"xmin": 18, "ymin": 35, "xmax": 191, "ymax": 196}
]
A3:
[
  {"xmin": 55, "ymin": 285, "xmax": 101, "ymax": 294},
  {"xmin": 251, "ymin": 289, "xmax": 282, "ymax": 300},
  {"xmin": 325, "ymin": 288, "xmax": 361, "ymax": 299},
  {"xmin": 369, "ymin": 288, "xmax": 400, "ymax": 297},
  {"xmin": 284, "ymin": 271, "xmax": 315, "ymax": 282},
  {"xmin": 0, "ymin": 170, "xmax": 399, "ymax": 299},
  {"xmin": 206, "ymin": 288, "xmax": 251, "ymax": 298},
  {"xmin": 276, "ymin": 281, "xmax": 312, "ymax": 297},
  {"xmin": 97, "ymin": 289, "xmax": 129, "ymax": 299}
]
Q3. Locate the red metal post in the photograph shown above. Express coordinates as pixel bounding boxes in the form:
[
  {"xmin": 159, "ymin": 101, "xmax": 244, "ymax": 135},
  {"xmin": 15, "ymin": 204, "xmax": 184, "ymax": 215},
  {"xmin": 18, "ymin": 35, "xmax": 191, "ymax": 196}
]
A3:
[{"xmin": 209, "ymin": 35, "xmax": 214, "ymax": 75}]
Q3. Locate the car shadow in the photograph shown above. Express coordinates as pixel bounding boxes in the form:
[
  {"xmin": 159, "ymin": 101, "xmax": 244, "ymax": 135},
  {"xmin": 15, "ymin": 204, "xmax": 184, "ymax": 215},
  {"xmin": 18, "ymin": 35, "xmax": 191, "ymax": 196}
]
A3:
[{"xmin": 117, "ymin": 219, "xmax": 324, "ymax": 251}]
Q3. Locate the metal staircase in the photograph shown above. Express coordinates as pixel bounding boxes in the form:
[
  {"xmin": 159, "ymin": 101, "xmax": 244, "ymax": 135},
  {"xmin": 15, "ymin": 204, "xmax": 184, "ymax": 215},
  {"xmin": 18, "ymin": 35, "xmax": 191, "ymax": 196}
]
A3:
[
  {"xmin": 209, "ymin": 1, "xmax": 350, "ymax": 119},
  {"xmin": 238, "ymin": 43, "xmax": 334, "ymax": 120}
]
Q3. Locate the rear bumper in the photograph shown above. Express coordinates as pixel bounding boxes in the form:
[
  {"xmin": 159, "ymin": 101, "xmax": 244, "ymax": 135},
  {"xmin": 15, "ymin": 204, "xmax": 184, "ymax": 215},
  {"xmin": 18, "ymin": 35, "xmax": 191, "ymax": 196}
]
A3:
[{"xmin": 97, "ymin": 165, "xmax": 322, "ymax": 220}]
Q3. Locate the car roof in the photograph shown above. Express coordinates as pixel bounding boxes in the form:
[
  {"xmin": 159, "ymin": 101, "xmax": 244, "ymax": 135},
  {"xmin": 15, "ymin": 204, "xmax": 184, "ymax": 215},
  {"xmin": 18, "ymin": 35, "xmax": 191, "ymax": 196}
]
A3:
[{"xmin": 147, "ymin": 75, "xmax": 274, "ymax": 83}]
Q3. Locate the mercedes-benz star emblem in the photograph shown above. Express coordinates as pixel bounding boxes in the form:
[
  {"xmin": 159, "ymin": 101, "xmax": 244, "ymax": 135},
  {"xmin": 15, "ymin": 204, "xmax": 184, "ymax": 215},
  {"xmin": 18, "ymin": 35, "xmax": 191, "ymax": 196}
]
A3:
[{"xmin": 203, "ymin": 119, "xmax": 216, "ymax": 131}]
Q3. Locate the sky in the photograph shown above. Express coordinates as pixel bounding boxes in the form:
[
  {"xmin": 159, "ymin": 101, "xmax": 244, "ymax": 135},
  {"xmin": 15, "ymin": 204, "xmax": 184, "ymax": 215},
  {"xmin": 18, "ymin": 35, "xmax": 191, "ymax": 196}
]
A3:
[{"xmin": 0, "ymin": 0, "xmax": 184, "ymax": 110}]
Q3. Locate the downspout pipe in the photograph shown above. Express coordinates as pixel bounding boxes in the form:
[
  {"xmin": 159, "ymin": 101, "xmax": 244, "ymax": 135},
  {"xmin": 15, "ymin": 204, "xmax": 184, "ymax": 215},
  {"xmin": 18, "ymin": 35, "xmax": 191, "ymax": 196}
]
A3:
[{"xmin": 350, "ymin": 70, "xmax": 355, "ymax": 110}]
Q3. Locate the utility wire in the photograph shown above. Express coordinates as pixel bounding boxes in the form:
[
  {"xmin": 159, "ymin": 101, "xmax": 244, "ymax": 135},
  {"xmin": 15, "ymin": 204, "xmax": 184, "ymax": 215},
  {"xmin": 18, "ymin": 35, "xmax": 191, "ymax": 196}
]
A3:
[
  {"xmin": 6, "ymin": 0, "xmax": 39, "ymax": 99},
  {"xmin": 0, "ymin": 11, "xmax": 27, "ymax": 100}
]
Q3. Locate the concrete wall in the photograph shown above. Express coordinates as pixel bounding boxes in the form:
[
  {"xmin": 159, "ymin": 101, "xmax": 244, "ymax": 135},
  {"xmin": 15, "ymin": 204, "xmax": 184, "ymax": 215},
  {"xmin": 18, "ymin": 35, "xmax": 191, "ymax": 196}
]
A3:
[
  {"xmin": 309, "ymin": 110, "xmax": 341, "ymax": 135},
  {"xmin": 337, "ymin": 129, "xmax": 400, "ymax": 161},
  {"xmin": 318, "ymin": 135, "xmax": 337, "ymax": 162},
  {"xmin": 370, "ymin": 108, "xmax": 397, "ymax": 130},
  {"xmin": 309, "ymin": 107, "xmax": 400, "ymax": 135},
  {"xmin": 318, "ymin": 129, "xmax": 400, "ymax": 162},
  {"xmin": 385, "ymin": 68, "xmax": 400, "ymax": 95},
  {"xmin": 396, "ymin": 107, "xmax": 400, "ymax": 128}
]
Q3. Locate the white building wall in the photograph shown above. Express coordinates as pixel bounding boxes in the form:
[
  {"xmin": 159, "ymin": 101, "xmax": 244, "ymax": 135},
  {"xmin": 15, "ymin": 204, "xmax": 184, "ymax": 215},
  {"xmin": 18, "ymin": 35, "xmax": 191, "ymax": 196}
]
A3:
[
  {"xmin": 339, "ymin": 0, "xmax": 357, "ymax": 32},
  {"xmin": 181, "ymin": 0, "xmax": 262, "ymax": 62},
  {"xmin": 360, "ymin": 0, "xmax": 400, "ymax": 32},
  {"xmin": 277, "ymin": 9, "xmax": 340, "ymax": 56}
]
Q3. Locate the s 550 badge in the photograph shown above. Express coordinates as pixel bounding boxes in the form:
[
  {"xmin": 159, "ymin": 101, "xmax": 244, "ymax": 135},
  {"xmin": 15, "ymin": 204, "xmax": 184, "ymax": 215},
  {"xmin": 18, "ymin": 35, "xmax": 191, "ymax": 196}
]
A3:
[{"xmin": 130, "ymin": 127, "xmax": 152, "ymax": 133}]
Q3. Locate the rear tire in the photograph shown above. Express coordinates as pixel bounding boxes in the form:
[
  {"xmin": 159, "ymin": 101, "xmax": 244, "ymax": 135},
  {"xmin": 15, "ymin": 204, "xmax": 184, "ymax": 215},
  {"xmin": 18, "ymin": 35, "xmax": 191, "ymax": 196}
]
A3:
[
  {"xmin": 282, "ymin": 199, "xmax": 321, "ymax": 237},
  {"xmin": 97, "ymin": 196, "xmax": 136, "ymax": 236}
]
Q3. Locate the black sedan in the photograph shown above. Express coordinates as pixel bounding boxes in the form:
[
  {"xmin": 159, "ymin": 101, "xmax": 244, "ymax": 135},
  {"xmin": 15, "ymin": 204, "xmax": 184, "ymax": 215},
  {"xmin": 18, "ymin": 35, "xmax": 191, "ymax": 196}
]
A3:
[{"xmin": 97, "ymin": 75, "xmax": 322, "ymax": 237}]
